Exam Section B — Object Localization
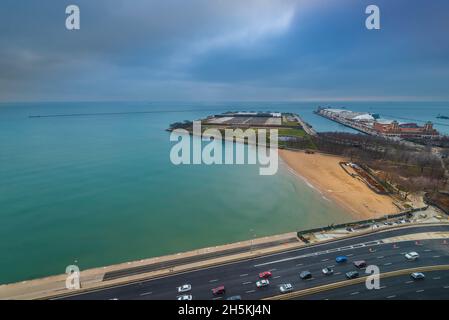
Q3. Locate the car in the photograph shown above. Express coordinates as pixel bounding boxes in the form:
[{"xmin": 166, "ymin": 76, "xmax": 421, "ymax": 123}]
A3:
[
  {"xmin": 345, "ymin": 271, "xmax": 359, "ymax": 279},
  {"xmin": 353, "ymin": 260, "xmax": 367, "ymax": 269},
  {"xmin": 256, "ymin": 279, "xmax": 270, "ymax": 288},
  {"xmin": 299, "ymin": 271, "xmax": 312, "ymax": 280},
  {"xmin": 405, "ymin": 252, "xmax": 419, "ymax": 261},
  {"xmin": 322, "ymin": 267, "xmax": 334, "ymax": 275},
  {"xmin": 177, "ymin": 295, "xmax": 192, "ymax": 300},
  {"xmin": 259, "ymin": 271, "xmax": 272, "ymax": 279},
  {"xmin": 212, "ymin": 285, "xmax": 226, "ymax": 295},
  {"xmin": 226, "ymin": 295, "xmax": 242, "ymax": 300},
  {"xmin": 279, "ymin": 283, "xmax": 294, "ymax": 293},
  {"xmin": 336, "ymin": 256, "xmax": 348, "ymax": 263},
  {"xmin": 411, "ymin": 272, "xmax": 425, "ymax": 280},
  {"xmin": 177, "ymin": 284, "xmax": 192, "ymax": 293}
]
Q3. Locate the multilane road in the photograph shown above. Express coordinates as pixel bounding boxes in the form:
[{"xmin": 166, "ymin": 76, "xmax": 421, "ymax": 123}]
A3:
[
  {"xmin": 299, "ymin": 270, "xmax": 449, "ymax": 300},
  {"xmin": 59, "ymin": 224, "xmax": 449, "ymax": 300}
]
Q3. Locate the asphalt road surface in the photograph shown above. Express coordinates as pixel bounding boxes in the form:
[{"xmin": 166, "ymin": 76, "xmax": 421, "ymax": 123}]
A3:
[
  {"xmin": 300, "ymin": 270, "xmax": 449, "ymax": 300},
  {"xmin": 59, "ymin": 224, "xmax": 449, "ymax": 300},
  {"xmin": 103, "ymin": 237, "xmax": 299, "ymax": 281}
]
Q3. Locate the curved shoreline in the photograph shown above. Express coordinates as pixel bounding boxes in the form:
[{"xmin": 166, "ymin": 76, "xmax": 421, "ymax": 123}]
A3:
[{"xmin": 279, "ymin": 149, "xmax": 400, "ymax": 220}]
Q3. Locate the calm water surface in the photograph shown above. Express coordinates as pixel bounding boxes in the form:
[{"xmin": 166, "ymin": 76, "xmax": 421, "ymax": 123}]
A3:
[{"xmin": 0, "ymin": 101, "xmax": 447, "ymax": 283}]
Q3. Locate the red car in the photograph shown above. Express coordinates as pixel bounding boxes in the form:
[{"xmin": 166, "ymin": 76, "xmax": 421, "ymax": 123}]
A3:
[
  {"xmin": 259, "ymin": 271, "xmax": 272, "ymax": 279},
  {"xmin": 212, "ymin": 285, "xmax": 226, "ymax": 295}
]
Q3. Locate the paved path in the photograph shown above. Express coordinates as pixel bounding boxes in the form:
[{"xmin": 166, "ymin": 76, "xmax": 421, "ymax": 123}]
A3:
[{"xmin": 58, "ymin": 224, "xmax": 449, "ymax": 300}]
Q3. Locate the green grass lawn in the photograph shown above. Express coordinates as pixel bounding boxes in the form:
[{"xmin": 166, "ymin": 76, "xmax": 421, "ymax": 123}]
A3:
[
  {"xmin": 278, "ymin": 128, "xmax": 307, "ymax": 138},
  {"xmin": 282, "ymin": 120, "xmax": 300, "ymax": 126}
]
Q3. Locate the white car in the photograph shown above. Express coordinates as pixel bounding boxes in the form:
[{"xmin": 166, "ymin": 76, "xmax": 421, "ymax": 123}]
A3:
[
  {"xmin": 256, "ymin": 279, "xmax": 270, "ymax": 288},
  {"xmin": 405, "ymin": 252, "xmax": 419, "ymax": 261},
  {"xmin": 177, "ymin": 294, "xmax": 193, "ymax": 300},
  {"xmin": 322, "ymin": 267, "xmax": 334, "ymax": 276},
  {"xmin": 279, "ymin": 283, "xmax": 293, "ymax": 293},
  {"xmin": 177, "ymin": 284, "xmax": 192, "ymax": 293}
]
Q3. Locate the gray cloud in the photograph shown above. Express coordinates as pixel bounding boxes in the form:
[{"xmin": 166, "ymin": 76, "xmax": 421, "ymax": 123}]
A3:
[{"xmin": 0, "ymin": 0, "xmax": 448, "ymax": 101}]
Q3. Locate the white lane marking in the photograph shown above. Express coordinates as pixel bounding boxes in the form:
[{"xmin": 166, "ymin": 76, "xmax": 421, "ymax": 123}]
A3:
[
  {"xmin": 416, "ymin": 289, "xmax": 425, "ymax": 293},
  {"xmin": 379, "ymin": 286, "xmax": 387, "ymax": 289},
  {"xmin": 433, "ymin": 255, "xmax": 441, "ymax": 258},
  {"xmin": 242, "ymin": 281, "xmax": 252, "ymax": 285},
  {"xmin": 384, "ymin": 262, "xmax": 393, "ymax": 266},
  {"xmin": 334, "ymin": 272, "xmax": 342, "ymax": 275},
  {"xmin": 321, "ymin": 258, "xmax": 329, "ymax": 262},
  {"xmin": 443, "ymin": 286, "xmax": 449, "ymax": 289},
  {"xmin": 269, "ymin": 268, "xmax": 277, "ymax": 272},
  {"xmin": 209, "ymin": 279, "xmax": 218, "ymax": 283},
  {"xmin": 296, "ymin": 263, "xmax": 303, "ymax": 267},
  {"xmin": 254, "ymin": 256, "xmax": 300, "ymax": 267},
  {"xmin": 240, "ymin": 274, "xmax": 248, "ymax": 277},
  {"xmin": 253, "ymin": 241, "xmax": 382, "ymax": 267},
  {"xmin": 140, "ymin": 291, "xmax": 152, "ymax": 296},
  {"xmin": 405, "ymin": 281, "xmax": 414, "ymax": 284},
  {"xmin": 328, "ymin": 265, "xmax": 335, "ymax": 268},
  {"xmin": 212, "ymin": 297, "xmax": 222, "ymax": 300},
  {"xmin": 424, "ymin": 249, "xmax": 432, "ymax": 252},
  {"xmin": 57, "ymin": 233, "xmax": 429, "ymax": 301},
  {"xmin": 377, "ymin": 256, "xmax": 384, "ymax": 259},
  {"xmin": 246, "ymin": 290, "xmax": 255, "ymax": 294},
  {"xmin": 433, "ymin": 277, "xmax": 441, "ymax": 280},
  {"xmin": 350, "ymin": 292, "xmax": 360, "ymax": 296},
  {"xmin": 273, "ymin": 276, "xmax": 281, "ymax": 279},
  {"xmin": 386, "ymin": 295, "xmax": 396, "ymax": 299}
]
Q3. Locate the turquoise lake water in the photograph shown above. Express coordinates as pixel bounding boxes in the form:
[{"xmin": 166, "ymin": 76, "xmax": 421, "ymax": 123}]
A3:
[{"xmin": 0, "ymin": 101, "xmax": 448, "ymax": 284}]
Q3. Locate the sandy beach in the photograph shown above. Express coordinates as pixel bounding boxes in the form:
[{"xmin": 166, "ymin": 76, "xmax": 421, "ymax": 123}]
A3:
[{"xmin": 279, "ymin": 149, "xmax": 400, "ymax": 220}]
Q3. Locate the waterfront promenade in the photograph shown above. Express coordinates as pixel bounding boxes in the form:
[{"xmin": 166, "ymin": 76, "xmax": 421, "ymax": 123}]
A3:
[{"xmin": 1, "ymin": 207, "xmax": 446, "ymax": 300}]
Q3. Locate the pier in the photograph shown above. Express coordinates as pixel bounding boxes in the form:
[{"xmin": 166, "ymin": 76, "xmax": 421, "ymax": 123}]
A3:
[
  {"xmin": 315, "ymin": 107, "xmax": 440, "ymax": 140},
  {"xmin": 314, "ymin": 107, "xmax": 379, "ymax": 136}
]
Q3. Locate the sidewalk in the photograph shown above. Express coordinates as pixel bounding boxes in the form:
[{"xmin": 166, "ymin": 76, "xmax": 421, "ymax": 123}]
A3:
[
  {"xmin": 2, "ymin": 209, "xmax": 448, "ymax": 300},
  {"xmin": 0, "ymin": 232, "xmax": 301, "ymax": 300}
]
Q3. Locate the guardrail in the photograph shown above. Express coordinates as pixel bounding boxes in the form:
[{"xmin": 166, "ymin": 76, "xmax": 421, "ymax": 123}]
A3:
[
  {"xmin": 41, "ymin": 222, "xmax": 447, "ymax": 300},
  {"xmin": 297, "ymin": 207, "xmax": 429, "ymax": 241}
]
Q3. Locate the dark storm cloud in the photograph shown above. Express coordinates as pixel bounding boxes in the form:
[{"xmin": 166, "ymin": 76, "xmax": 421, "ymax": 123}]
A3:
[{"xmin": 0, "ymin": 0, "xmax": 448, "ymax": 101}]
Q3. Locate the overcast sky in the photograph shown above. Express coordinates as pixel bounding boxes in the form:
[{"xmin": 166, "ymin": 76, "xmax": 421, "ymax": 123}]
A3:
[{"xmin": 1, "ymin": 0, "xmax": 448, "ymax": 102}]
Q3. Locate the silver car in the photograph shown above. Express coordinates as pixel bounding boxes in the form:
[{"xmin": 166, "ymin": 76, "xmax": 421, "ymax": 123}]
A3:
[
  {"xmin": 405, "ymin": 252, "xmax": 419, "ymax": 261},
  {"xmin": 177, "ymin": 284, "xmax": 192, "ymax": 293},
  {"xmin": 256, "ymin": 279, "xmax": 270, "ymax": 288},
  {"xmin": 279, "ymin": 283, "xmax": 293, "ymax": 293},
  {"xmin": 322, "ymin": 267, "xmax": 334, "ymax": 275},
  {"xmin": 411, "ymin": 272, "xmax": 425, "ymax": 280}
]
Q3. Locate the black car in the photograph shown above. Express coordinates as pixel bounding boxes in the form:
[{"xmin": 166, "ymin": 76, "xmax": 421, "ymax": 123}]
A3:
[
  {"xmin": 299, "ymin": 271, "xmax": 312, "ymax": 280},
  {"xmin": 353, "ymin": 260, "xmax": 367, "ymax": 269},
  {"xmin": 346, "ymin": 271, "xmax": 359, "ymax": 279}
]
